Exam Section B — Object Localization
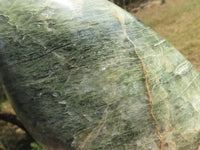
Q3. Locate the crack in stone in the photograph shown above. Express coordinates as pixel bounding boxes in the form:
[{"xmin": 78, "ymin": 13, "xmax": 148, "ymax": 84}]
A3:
[{"xmin": 16, "ymin": 44, "xmax": 69, "ymax": 64}]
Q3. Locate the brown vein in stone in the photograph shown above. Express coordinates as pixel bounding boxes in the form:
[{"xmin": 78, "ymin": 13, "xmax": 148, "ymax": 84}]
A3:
[
  {"xmin": 113, "ymin": 7, "xmax": 163, "ymax": 150},
  {"xmin": 127, "ymin": 35, "xmax": 163, "ymax": 150},
  {"xmin": 76, "ymin": 106, "xmax": 109, "ymax": 150}
]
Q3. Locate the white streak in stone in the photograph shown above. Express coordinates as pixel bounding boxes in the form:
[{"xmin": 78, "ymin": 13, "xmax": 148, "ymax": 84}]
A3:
[
  {"xmin": 52, "ymin": 0, "xmax": 75, "ymax": 10},
  {"xmin": 58, "ymin": 101, "xmax": 67, "ymax": 105},
  {"xmin": 153, "ymin": 40, "xmax": 166, "ymax": 46},
  {"xmin": 174, "ymin": 61, "xmax": 190, "ymax": 75}
]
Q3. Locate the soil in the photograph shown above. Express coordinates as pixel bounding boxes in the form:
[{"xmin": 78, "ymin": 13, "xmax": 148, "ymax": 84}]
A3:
[{"xmin": 127, "ymin": 0, "xmax": 166, "ymax": 13}]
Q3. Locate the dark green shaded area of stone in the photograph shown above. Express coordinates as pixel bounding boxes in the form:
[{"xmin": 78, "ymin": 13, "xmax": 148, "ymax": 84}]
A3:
[{"xmin": 1, "ymin": 0, "xmax": 200, "ymax": 150}]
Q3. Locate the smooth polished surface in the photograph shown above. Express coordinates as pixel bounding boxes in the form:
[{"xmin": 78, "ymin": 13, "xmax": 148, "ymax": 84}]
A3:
[{"xmin": 1, "ymin": 0, "xmax": 200, "ymax": 150}]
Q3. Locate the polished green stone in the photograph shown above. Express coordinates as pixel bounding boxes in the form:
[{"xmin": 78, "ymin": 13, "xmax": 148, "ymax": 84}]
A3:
[{"xmin": 1, "ymin": 0, "xmax": 200, "ymax": 150}]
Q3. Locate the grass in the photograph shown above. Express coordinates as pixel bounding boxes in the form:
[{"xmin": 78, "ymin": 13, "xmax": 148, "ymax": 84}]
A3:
[{"xmin": 132, "ymin": 0, "xmax": 200, "ymax": 70}]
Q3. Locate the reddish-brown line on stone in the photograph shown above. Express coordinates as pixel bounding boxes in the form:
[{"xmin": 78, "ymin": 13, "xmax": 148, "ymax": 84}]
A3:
[
  {"xmin": 135, "ymin": 47, "xmax": 164, "ymax": 150},
  {"xmin": 124, "ymin": 33, "xmax": 164, "ymax": 150},
  {"xmin": 114, "ymin": 9, "xmax": 164, "ymax": 146}
]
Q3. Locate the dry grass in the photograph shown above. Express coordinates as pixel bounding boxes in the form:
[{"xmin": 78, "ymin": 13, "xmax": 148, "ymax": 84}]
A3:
[{"xmin": 132, "ymin": 0, "xmax": 200, "ymax": 70}]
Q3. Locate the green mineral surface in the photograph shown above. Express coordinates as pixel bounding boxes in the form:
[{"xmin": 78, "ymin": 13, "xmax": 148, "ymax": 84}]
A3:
[{"xmin": 1, "ymin": 0, "xmax": 200, "ymax": 150}]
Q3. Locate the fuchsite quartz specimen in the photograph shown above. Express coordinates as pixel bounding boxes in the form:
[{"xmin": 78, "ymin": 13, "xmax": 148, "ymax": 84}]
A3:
[{"xmin": 1, "ymin": 0, "xmax": 200, "ymax": 150}]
